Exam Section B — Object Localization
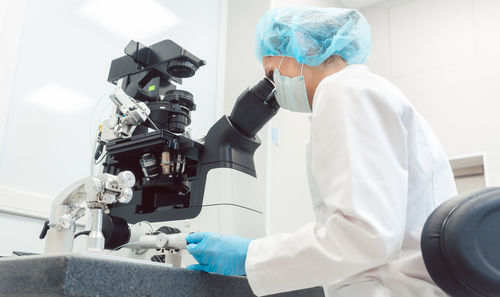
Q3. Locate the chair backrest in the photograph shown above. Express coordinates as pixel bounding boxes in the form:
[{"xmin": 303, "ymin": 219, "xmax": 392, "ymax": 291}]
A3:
[{"xmin": 421, "ymin": 187, "xmax": 500, "ymax": 297}]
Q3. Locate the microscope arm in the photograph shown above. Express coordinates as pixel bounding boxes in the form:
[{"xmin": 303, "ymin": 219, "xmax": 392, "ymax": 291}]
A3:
[
  {"xmin": 43, "ymin": 171, "xmax": 135, "ymax": 254},
  {"xmin": 123, "ymin": 232, "xmax": 187, "ymax": 250},
  {"xmin": 43, "ymin": 178, "xmax": 90, "ymax": 254},
  {"xmin": 200, "ymin": 77, "xmax": 278, "ymax": 177}
]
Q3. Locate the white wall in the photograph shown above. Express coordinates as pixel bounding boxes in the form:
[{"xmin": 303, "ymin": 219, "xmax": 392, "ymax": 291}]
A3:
[
  {"xmin": 0, "ymin": 0, "xmax": 222, "ymax": 199},
  {"xmin": 220, "ymin": 0, "xmax": 323, "ymax": 237},
  {"xmin": 0, "ymin": 0, "xmax": 27, "ymax": 152},
  {"xmin": 0, "ymin": 213, "xmax": 45, "ymax": 256},
  {"xmin": 262, "ymin": 1, "xmax": 333, "ymax": 236},
  {"xmin": 361, "ymin": 0, "xmax": 500, "ymax": 186},
  {"xmin": 0, "ymin": 0, "xmax": 226, "ymax": 255},
  {"xmin": 266, "ymin": 111, "xmax": 316, "ymax": 234},
  {"xmin": 216, "ymin": 0, "xmax": 271, "ymax": 238},
  {"xmin": 0, "ymin": 0, "xmax": 288, "ymax": 257},
  {"xmin": 272, "ymin": 0, "xmax": 344, "ymax": 7}
]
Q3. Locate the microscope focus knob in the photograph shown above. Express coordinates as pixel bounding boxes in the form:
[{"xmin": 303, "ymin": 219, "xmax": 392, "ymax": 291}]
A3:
[
  {"xmin": 117, "ymin": 171, "xmax": 136, "ymax": 188},
  {"xmin": 117, "ymin": 188, "xmax": 133, "ymax": 204}
]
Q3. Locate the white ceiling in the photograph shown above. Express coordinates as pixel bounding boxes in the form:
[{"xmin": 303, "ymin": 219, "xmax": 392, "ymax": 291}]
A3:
[
  {"xmin": 340, "ymin": 0, "xmax": 387, "ymax": 8},
  {"xmin": 271, "ymin": 0, "xmax": 388, "ymax": 9}
]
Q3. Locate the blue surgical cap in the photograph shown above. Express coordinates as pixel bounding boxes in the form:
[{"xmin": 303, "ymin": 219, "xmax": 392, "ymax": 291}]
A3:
[{"xmin": 255, "ymin": 6, "xmax": 371, "ymax": 66}]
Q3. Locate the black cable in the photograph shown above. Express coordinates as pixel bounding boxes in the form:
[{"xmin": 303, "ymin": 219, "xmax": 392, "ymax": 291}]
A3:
[
  {"xmin": 12, "ymin": 251, "xmax": 39, "ymax": 256},
  {"xmin": 74, "ymin": 231, "xmax": 91, "ymax": 239},
  {"xmin": 188, "ymin": 203, "xmax": 263, "ymax": 214},
  {"xmin": 95, "ymin": 152, "xmax": 108, "ymax": 165},
  {"xmin": 106, "ymin": 242, "xmax": 142, "ymax": 254}
]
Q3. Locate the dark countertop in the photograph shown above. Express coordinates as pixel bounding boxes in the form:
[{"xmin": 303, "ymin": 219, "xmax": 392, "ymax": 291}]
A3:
[{"xmin": 0, "ymin": 253, "xmax": 324, "ymax": 297}]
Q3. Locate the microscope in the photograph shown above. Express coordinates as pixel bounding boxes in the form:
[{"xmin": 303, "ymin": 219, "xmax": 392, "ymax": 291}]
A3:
[{"xmin": 40, "ymin": 39, "xmax": 279, "ymax": 265}]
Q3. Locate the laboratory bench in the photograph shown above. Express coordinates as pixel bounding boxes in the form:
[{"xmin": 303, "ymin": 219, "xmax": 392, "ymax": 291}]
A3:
[{"xmin": 0, "ymin": 253, "xmax": 325, "ymax": 297}]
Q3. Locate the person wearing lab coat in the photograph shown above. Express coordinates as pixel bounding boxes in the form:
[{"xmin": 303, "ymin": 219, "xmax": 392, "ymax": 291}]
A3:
[{"xmin": 185, "ymin": 6, "xmax": 457, "ymax": 297}]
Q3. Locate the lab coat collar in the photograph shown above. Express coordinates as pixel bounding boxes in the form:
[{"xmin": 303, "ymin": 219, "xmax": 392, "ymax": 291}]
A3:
[{"xmin": 311, "ymin": 64, "xmax": 371, "ymax": 112}]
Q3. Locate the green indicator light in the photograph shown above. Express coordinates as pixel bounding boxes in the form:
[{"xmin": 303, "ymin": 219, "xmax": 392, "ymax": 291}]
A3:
[{"xmin": 148, "ymin": 85, "xmax": 156, "ymax": 92}]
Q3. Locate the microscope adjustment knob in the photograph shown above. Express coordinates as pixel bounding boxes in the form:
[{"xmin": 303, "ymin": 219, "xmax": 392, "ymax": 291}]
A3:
[
  {"xmin": 167, "ymin": 60, "xmax": 197, "ymax": 78},
  {"xmin": 117, "ymin": 188, "xmax": 133, "ymax": 204},
  {"xmin": 117, "ymin": 171, "xmax": 136, "ymax": 188}
]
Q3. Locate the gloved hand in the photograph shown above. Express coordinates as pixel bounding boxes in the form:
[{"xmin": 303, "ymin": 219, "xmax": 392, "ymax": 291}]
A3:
[{"xmin": 185, "ymin": 232, "xmax": 252, "ymax": 275}]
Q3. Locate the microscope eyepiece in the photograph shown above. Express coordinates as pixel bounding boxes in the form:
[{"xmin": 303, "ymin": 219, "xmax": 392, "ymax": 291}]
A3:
[
  {"xmin": 250, "ymin": 77, "xmax": 275, "ymax": 101},
  {"xmin": 229, "ymin": 78, "xmax": 280, "ymax": 138}
]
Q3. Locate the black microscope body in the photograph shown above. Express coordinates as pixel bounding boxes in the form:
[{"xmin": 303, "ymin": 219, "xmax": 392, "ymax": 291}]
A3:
[{"xmin": 98, "ymin": 40, "xmax": 278, "ymax": 247}]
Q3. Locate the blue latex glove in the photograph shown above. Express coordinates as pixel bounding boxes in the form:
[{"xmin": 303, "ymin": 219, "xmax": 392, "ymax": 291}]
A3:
[{"xmin": 185, "ymin": 232, "xmax": 251, "ymax": 275}]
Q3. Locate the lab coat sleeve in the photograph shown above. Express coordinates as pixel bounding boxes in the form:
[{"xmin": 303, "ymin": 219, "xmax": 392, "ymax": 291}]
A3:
[{"xmin": 245, "ymin": 77, "xmax": 409, "ymax": 296}]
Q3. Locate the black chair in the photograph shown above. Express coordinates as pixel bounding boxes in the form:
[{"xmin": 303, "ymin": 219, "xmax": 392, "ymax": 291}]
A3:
[{"xmin": 421, "ymin": 187, "xmax": 500, "ymax": 297}]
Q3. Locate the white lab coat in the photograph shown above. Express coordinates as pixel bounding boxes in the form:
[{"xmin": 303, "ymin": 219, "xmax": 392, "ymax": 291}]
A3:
[{"xmin": 245, "ymin": 65, "xmax": 457, "ymax": 297}]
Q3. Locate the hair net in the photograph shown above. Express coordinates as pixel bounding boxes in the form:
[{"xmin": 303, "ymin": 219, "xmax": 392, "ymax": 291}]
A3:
[{"xmin": 255, "ymin": 6, "xmax": 371, "ymax": 66}]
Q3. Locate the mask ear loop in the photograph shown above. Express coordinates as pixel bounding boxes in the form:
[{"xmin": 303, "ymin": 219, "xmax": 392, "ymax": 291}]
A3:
[
  {"xmin": 277, "ymin": 56, "xmax": 286, "ymax": 73},
  {"xmin": 300, "ymin": 63, "xmax": 304, "ymax": 76}
]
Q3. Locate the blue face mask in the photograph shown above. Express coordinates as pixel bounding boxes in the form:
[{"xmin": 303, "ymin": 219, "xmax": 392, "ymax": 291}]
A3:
[{"xmin": 273, "ymin": 57, "xmax": 311, "ymax": 113}]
